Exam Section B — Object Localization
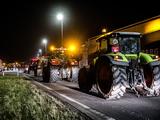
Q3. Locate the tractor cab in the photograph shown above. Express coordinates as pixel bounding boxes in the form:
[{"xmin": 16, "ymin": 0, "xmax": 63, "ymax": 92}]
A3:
[{"xmin": 97, "ymin": 32, "xmax": 141, "ymax": 54}]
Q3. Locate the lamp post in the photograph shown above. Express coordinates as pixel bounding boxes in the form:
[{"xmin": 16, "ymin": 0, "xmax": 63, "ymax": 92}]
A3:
[
  {"xmin": 42, "ymin": 38, "xmax": 47, "ymax": 55},
  {"xmin": 57, "ymin": 13, "xmax": 64, "ymax": 48}
]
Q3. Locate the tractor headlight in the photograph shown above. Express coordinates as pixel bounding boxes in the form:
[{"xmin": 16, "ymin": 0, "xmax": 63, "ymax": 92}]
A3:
[
  {"xmin": 151, "ymin": 55, "xmax": 159, "ymax": 60},
  {"xmin": 114, "ymin": 55, "xmax": 123, "ymax": 61},
  {"xmin": 155, "ymin": 55, "xmax": 159, "ymax": 59}
]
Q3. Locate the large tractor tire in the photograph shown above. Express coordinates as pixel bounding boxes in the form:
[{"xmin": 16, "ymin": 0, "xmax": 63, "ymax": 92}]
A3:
[
  {"xmin": 34, "ymin": 67, "xmax": 37, "ymax": 77},
  {"xmin": 64, "ymin": 67, "xmax": 72, "ymax": 81},
  {"xmin": 42, "ymin": 64, "xmax": 50, "ymax": 83},
  {"xmin": 143, "ymin": 65, "xmax": 160, "ymax": 96},
  {"xmin": 27, "ymin": 67, "xmax": 30, "ymax": 74},
  {"xmin": 78, "ymin": 67, "xmax": 92, "ymax": 92},
  {"xmin": 96, "ymin": 57, "xmax": 127, "ymax": 99},
  {"xmin": 71, "ymin": 66, "xmax": 79, "ymax": 82},
  {"xmin": 50, "ymin": 66, "xmax": 61, "ymax": 82}
]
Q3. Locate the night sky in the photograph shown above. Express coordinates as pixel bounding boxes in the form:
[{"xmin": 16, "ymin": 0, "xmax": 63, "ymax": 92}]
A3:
[{"xmin": 0, "ymin": 0, "xmax": 159, "ymax": 62}]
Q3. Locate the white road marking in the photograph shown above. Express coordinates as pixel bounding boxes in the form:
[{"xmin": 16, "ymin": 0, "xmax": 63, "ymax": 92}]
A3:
[
  {"xmin": 35, "ymin": 81, "xmax": 115, "ymax": 120},
  {"xmin": 57, "ymin": 93, "xmax": 115, "ymax": 120},
  {"xmin": 35, "ymin": 81, "xmax": 89, "ymax": 109},
  {"xmin": 35, "ymin": 82, "xmax": 53, "ymax": 91},
  {"xmin": 58, "ymin": 93, "xmax": 90, "ymax": 109}
]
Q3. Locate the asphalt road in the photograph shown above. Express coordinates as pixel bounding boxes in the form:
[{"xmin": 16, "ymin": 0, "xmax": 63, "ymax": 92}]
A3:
[{"xmin": 24, "ymin": 73, "xmax": 160, "ymax": 120}]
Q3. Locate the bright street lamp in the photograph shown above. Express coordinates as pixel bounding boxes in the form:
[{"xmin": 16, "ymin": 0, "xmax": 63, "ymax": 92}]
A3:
[
  {"xmin": 42, "ymin": 38, "xmax": 48, "ymax": 54},
  {"xmin": 38, "ymin": 49, "xmax": 42, "ymax": 56},
  {"xmin": 57, "ymin": 13, "xmax": 63, "ymax": 21},
  {"xmin": 57, "ymin": 13, "xmax": 64, "ymax": 48}
]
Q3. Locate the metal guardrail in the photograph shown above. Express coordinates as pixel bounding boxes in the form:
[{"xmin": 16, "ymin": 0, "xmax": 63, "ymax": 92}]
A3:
[{"xmin": 1, "ymin": 70, "xmax": 23, "ymax": 76}]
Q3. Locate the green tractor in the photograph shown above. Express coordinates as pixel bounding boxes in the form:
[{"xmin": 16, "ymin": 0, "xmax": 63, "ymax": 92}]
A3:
[
  {"xmin": 78, "ymin": 32, "xmax": 160, "ymax": 99},
  {"xmin": 42, "ymin": 48, "xmax": 79, "ymax": 82}
]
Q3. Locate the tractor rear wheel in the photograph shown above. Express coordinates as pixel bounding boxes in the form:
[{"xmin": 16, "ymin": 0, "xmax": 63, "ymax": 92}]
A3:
[
  {"xmin": 78, "ymin": 67, "xmax": 92, "ymax": 92},
  {"xmin": 42, "ymin": 64, "xmax": 50, "ymax": 83},
  {"xmin": 143, "ymin": 65, "xmax": 160, "ymax": 96},
  {"xmin": 96, "ymin": 58, "xmax": 127, "ymax": 99},
  {"xmin": 34, "ymin": 67, "xmax": 37, "ymax": 76}
]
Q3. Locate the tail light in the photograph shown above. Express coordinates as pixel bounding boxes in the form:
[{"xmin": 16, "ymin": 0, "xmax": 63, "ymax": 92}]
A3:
[
  {"xmin": 71, "ymin": 61, "xmax": 78, "ymax": 65},
  {"xmin": 51, "ymin": 59, "xmax": 60, "ymax": 65},
  {"xmin": 71, "ymin": 62, "xmax": 75, "ymax": 65}
]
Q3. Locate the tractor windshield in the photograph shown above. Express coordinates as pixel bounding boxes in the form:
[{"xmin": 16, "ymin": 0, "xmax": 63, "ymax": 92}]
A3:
[{"xmin": 119, "ymin": 36, "xmax": 140, "ymax": 54}]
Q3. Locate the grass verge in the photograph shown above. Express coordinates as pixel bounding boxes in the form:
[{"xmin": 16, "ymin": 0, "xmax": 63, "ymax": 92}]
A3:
[{"xmin": 0, "ymin": 76, "xmax": 89, "ymax": 120}]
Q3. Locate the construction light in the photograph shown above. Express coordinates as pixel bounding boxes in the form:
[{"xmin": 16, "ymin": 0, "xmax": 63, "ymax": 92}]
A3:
[
  {"xmin": 50, "ymin": 45, "xmax": 55, "ymax": 51},
  {"xmin": 68, "ymin": 45, "xmax": 76, "ymax": 52}
]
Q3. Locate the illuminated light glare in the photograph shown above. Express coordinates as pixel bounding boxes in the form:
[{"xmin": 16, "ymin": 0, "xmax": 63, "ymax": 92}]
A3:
[
  {"xmin": 42, "ymin": 38, "xmax": 48, "ymax": 54},
  {"xmin": 115, "ymin": 56, "xmax": 119, "ymax": 59},
  {"xmin": 61, "ymin": 50, "xmax": 64, "ymax": 53},
  {"xmin": 32, "ymin": 57, "xmax": 39, "ymax": 62},
  {"xmin": 145, "ymin": 18, "xmax": 160, "ymax": 34},
  {"xmin": 39, "ymin": 49, "xmax": 42, "ymax": 53},
  {"xmin": 114, "ymin": 55, "xmax": 123, "ymax": 61},
  {"xmin": 57, "ymin": 13, "xmax": 63, "ymax": 21},
  {"xmin": 69, "ymin": 45, "xmax": 76, "ymax": 52},
  {"xmin": 155, "ymin": 55, "xmax": 159, "ymax": 59},
  {"xmin": 2, "ymin": 63, "xmax": 6, "ymax": 66},
  {"xmin": 51, "ymin": 59, "xmax": 60, "ymax": 65},
  {"xmin": 42, "ymin": 39, "xmax": 47, "ymax": 44},
  {"xmin": 71, "ymin": 62, "xmax": 75, "ymax": 65},
  {"xmin": 65, "ymin": 38, "xmax": 80, "ymax": 48},
  {"xmin": 114, "ymin": 55, "xmax": 119, "ymax": 61},
  {"xmin": 102, "ymin": 28, "xmax": 107, "ymax": 33},
  {"xmin": 50, "ymin": 46, "xmax": 55, "ymax": 51}
]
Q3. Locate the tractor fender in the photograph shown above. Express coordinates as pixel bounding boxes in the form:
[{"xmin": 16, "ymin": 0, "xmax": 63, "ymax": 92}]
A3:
[
  {"xmin": 140, "ymin": 53, "xmax": 160, "ymax": 67},
  {"xmin": 96, "ymin": 54, "xmax": 129, "ymax": 67},
  {"xmin": 148, "ymin": 60, "xmax": 160, "ymax": 67}
]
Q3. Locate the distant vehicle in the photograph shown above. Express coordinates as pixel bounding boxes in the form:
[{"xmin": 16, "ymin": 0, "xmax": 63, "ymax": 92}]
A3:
[
  {"xmin": 28, "ymin": 57, "xmax": 40, "ymax": 76},
  {"xmin": 42, "ymin": 48, "xmax": 79, "ymax": 82},
  {"xmin": 0, "ymin": 59, "xmax": 3, "ymax": 72},
  {"xmin": 28, "ymin": 48, "xmax": 79, "ymax": 82}
]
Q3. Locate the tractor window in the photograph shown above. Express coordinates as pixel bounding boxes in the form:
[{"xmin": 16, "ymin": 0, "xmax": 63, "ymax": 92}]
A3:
[
  {"xmin": 101, "ymin": 39, "xmax": 107, "ymax": 50},
  {"xmin": 119, "ymin": 36, "xmax": 139, "ymax": 54},
  {"xmin": 97, "ymin": 39, "xmax": 107, "ymax": 52}
]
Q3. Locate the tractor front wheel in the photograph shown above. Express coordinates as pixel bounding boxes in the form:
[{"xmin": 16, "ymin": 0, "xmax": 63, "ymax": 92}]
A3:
[
  {"xmin": 42, "ymin": 64, "xmax": 50, "ymax": 83},
  {"xmin": 96, "ymin": 57, "xmax": 127, "ymax": 99},
  {"xmin": 78, "ymin": 67, "xmax": 92, "ymax": 92},
  {"xmin": 143, "ymin": 65, "xmax": 160, "ymax": 96}
]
